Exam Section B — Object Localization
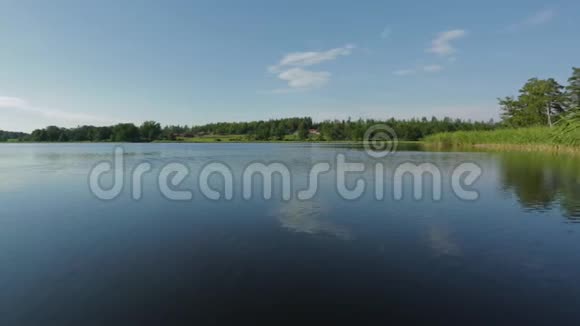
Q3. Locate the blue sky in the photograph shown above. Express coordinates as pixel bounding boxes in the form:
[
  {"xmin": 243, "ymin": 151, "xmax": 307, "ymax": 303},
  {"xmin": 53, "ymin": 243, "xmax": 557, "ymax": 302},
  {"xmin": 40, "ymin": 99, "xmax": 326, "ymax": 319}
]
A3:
[{"xmin": 1, "ymin": 0, "xmax": 579, "ymax": 132}]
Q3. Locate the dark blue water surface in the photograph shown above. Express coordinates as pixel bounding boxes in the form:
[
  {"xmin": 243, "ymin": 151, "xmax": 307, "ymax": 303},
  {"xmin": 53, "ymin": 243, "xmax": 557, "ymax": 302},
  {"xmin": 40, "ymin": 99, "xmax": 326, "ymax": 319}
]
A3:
[{"xmin": 0, "ymin": 143, "xmax": 579, "ymax": 324}]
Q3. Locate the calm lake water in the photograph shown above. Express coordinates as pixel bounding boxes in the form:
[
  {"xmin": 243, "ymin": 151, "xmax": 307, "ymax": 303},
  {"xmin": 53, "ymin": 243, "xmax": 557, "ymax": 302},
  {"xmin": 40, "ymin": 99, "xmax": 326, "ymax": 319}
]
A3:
[{"xmin": 1, "ymin": 143, "xmax": 579, "ymax": 324}]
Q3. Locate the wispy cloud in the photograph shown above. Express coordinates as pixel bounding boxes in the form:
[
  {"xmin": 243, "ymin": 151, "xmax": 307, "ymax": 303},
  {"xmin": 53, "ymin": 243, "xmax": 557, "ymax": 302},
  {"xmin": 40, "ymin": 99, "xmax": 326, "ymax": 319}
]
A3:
[
  {"xmin": 427, "ymin": 29, "xmax": 467, "ymax": 56},
  {"xmin": 268, "ymin": 44, "xmax": 354, "ymax": 92},
  {"xmin": 277, "ymin": 68, "xmax": 330, "ymax": 89},
  {"xmin": 423, "ymin": 64, "xmax": 443, "ymax": 73},
  {"xmin": 269, "ymin": 44, "xmax": 354, "ymax": 72},
  {"xmin": 393, "ymin": 65, "xmax": 443, "ymax": 76},
  {"xmin": 508, "ymin": 9, "xmax": 556, "ymax": 31},
  {"xmin": 0, "ymin": 95, "xmax": 117, "ymax": 126}
]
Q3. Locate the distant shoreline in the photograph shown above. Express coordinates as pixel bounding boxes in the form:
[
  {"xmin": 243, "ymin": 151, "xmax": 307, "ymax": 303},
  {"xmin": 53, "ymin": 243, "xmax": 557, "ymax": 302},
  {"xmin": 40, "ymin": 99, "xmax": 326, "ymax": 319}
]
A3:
[{"xmin": 0, "ymin": 140, "xmax": 422, "ymax": 145}]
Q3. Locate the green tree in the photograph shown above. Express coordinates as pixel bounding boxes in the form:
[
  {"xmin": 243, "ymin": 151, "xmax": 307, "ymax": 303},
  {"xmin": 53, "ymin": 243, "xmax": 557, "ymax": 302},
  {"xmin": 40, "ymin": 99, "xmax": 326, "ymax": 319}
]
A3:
[
  {"xmin": 519, "ymin": 78, "xmax": 566, "ymax": 127},
  {"xmin": 566, "ymin": 67, "xmax": 580, "ymax": 109},
  {"xmin": 296, "ymin": 122, "xmax": 308, "ymax": 140},
  {"xmin": 112, "ymin": 123, "xmax": 140, "ymax": 142},
  {"xmin": 499, "ymin": 96, "xmax": 524, "ymax": 127},
  {"xmin": 94, "ymin": 127, "xmax": 113, "ymax": 141},
  {"xmin": 140, "ymin": 121, "xmax": 162, "ymax": 142},
  {"xmin": 31, "ymin": 129, "xmax": 48, "ymax": 142},
  {"xmin": 501, "ymin": 78, "xmax": 566, "ymax": 127},
  {"xmin": 273, "ymin": 124, "xmax": 286, "ymax": 140},
  {"xmin": 58, "ymin": 132, "xmax": 69, "ymax": 142},
  {"xmin": 45, "ymin": 126, "xmax": 62, "ymax": 141}
]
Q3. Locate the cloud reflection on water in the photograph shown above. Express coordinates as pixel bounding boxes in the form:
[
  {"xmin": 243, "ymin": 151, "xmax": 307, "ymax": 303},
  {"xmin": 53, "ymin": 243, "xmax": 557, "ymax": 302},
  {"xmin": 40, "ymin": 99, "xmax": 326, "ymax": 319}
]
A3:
[{"xmin": 276, "ymin": 200, "xmax": 353, "ymax": 240}]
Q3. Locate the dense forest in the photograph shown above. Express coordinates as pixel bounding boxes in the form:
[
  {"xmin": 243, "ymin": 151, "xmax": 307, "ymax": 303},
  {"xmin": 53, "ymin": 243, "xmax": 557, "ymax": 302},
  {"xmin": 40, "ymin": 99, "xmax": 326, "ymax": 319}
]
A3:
[
  {"xmin": 0, "ymin": 130, "xmax": 28, "ymax": 142},
  {"xmin": 0, "ymin": 117, "xmax": 495, "ymax": 143},
  {"xmin": 1, "ymin": 67, "xmax": 577, "ymax": 143}
]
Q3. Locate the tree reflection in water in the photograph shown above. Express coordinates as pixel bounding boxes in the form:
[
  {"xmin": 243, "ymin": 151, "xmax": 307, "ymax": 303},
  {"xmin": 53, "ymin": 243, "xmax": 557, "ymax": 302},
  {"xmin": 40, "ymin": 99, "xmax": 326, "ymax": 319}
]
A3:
[{"xmin": 499, "ymin": 152, "xmax": 580, "ymax": 220}]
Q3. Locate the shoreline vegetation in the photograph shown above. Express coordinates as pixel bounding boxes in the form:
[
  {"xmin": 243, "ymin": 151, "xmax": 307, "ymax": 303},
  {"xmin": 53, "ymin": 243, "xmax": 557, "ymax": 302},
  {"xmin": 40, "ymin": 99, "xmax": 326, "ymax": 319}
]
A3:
[
  {"xmin": 424, "ymin": 124, "xmax": 580, "ymax": 154},
  {"xmin": 0, "ymin": 117, "xmax": 497, "ymax": 144},
  {"xmin": 424, "ymin": 67, "xmax": 580, "ymax": 154},
  {"xmin": 425, "ymin": 141, "xmax": 580, "ymax": 155},
  {"xmin": 1, "ymin": 67, "xmax": 578, "ymax": 153}
]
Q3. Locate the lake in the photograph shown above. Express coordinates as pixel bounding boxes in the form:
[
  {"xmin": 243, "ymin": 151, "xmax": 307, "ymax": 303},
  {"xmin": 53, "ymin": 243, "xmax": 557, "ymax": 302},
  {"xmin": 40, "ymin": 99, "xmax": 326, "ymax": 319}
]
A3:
[{"xmin": 1, "ymin": 143, "xmax": 579, "ymax": 324}]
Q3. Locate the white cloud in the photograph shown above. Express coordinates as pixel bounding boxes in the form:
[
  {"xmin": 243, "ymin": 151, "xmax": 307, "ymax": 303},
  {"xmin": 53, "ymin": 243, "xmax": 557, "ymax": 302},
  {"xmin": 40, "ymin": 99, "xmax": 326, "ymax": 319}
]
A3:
[
  {"xmin": 268, "ymin": 44, "xmax": 354, "ymax": 92},
  {"xmin": 423, "ymin": 64, "xmax": 443, "ymax": 73},
  {"xmin": 508, "ymin": 9, "xmax": 556, "ymax": 31},
  {"xmin": 0, "ymin": 95, "xmax": 117, "ymax": 129},
  {"xmin": 277, "ymin": 68, "xmax": 330, "ymax": 89},
  {"xmin": 427, "ymin": 29, "xmax": 467, "ymax": 56},
  {"xmin": 270, "ymin": 44, "xmax": 355, "ymax": 72}
]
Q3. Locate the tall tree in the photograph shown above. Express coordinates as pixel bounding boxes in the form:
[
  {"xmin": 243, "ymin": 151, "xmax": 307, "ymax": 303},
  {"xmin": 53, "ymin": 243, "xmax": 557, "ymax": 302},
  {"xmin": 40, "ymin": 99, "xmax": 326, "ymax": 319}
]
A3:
[
  {"xmin": 140, "ymin": 121, "xmax": 162, "ymax": 142},
  {"xmin": 45, "ymin": 126, "xmax": 62, "ymax": 141},
  {"xmin": 499, "ymin": 96, "xmax": 524, "ymax": 127},
  {"xmin": 566, "ymin": 67, "xmax": 580, "ymax": 109},
  {"xmin": 517, "ymin": 78, "xmax": 565, "ymax": 127},
  {"xmin": 296, "ymin": 122, "xmax": 308, "ymax": 140}
]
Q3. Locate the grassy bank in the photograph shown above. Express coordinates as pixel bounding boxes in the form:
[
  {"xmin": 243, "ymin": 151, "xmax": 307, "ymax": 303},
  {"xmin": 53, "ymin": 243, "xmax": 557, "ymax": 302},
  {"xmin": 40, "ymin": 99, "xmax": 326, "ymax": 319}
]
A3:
[
  {"xmin": 424, "ymin": 127, "xmax": 555, "ymax": 146},
  {"xmin": 423, "ymin": 124, "xmax": 579, "ymax": 153}
]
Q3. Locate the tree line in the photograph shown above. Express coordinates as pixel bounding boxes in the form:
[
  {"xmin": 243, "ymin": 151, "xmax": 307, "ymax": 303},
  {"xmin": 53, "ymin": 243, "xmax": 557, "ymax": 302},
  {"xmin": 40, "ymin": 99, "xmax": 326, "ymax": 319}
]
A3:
[
  {"xmin": 190, "ymin": 116, "xmax": 495, "ymax": 141},
  {"xmin": 2, "ymin": 117, "xmax": 496, "ymax": 142},
  {"xmin": 0, "ymin": 130, "xmax": 28, "ymax": 142},
  {"xmin": 499, "ymin": 67, "xmax": 580, "ymax": 127},
  {"xmin": 24, "ymin": 121, "xmax": 164, "ymax": 142}
]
